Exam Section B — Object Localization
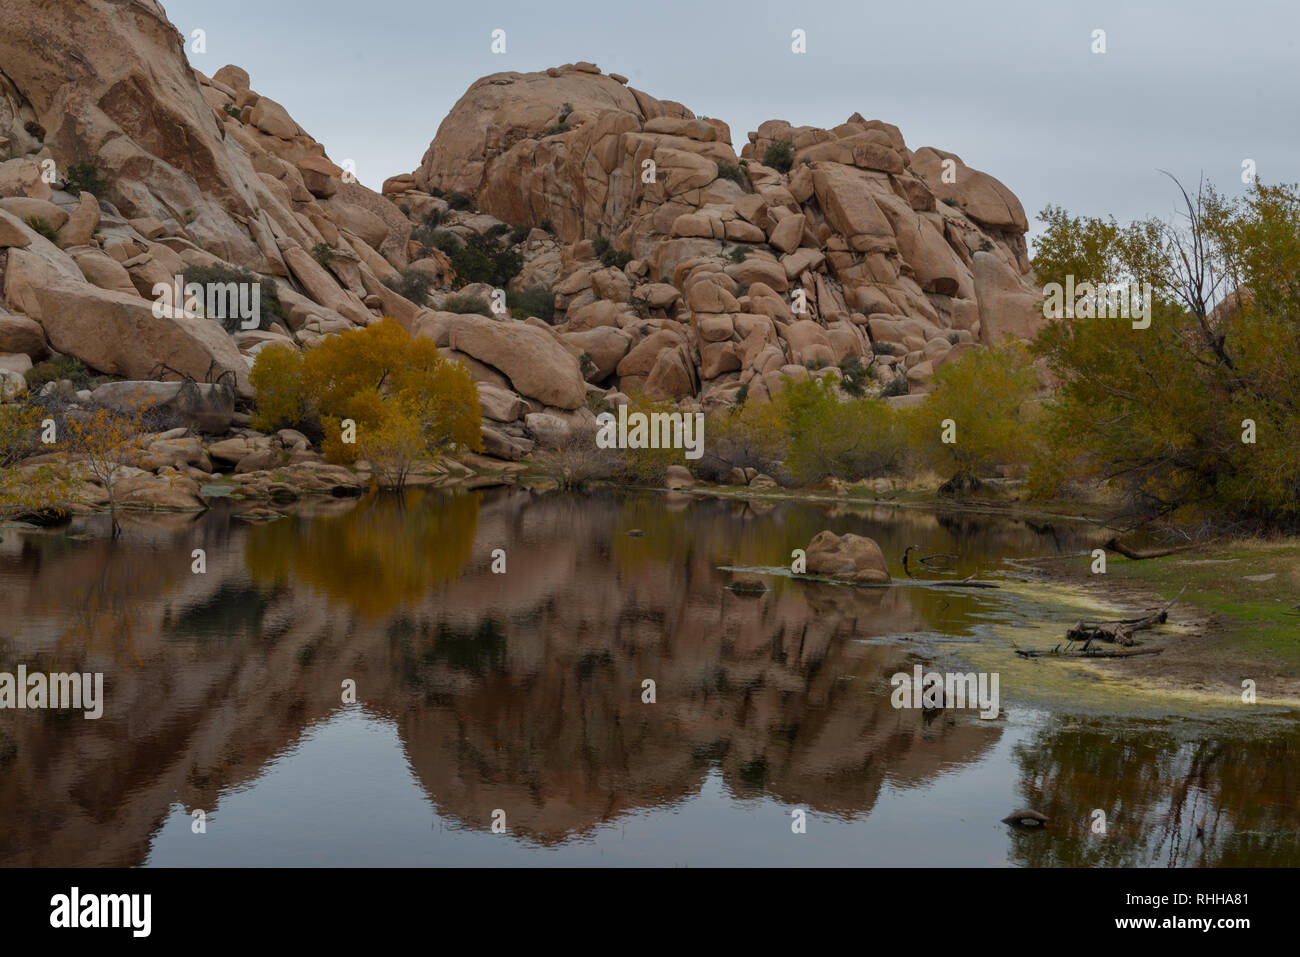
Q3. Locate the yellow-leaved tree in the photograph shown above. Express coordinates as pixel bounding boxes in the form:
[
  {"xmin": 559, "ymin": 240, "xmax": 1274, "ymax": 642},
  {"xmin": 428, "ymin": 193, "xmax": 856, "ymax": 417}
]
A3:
[{"xmin": 249, "ymin": 319, "xmax": 482, "ymax": 489}]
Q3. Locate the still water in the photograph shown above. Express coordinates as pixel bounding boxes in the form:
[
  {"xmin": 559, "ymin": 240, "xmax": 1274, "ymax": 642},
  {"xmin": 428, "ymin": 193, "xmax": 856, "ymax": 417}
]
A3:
[{"xmin": 1, "ymin": 487, "xmax": 1296, "ymax": 866}]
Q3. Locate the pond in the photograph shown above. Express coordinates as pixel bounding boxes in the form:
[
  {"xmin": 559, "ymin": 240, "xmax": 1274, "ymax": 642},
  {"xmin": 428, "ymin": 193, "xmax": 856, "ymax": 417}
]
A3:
[{"xmin": 1, "ymin": 487, "xmax": 1296, "ymax": 866}]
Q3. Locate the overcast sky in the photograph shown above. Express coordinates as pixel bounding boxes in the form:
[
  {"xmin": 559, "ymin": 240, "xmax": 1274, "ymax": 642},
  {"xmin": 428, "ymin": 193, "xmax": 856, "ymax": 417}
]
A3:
[{"xmin": 164, "ymin": 0, "xmax": 1299, "ymax": 243}]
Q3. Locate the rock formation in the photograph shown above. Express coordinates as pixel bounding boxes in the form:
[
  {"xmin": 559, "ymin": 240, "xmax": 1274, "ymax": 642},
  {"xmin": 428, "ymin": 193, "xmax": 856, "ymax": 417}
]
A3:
[{"xmin": 0, "ymin": 2, "xmax": 1046, "ymax": 461}]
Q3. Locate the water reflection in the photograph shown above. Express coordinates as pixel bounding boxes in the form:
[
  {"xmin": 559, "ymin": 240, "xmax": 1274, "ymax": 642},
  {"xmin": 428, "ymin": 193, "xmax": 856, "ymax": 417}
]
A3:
[{"xmin": 0, "ymin": 489, "xmax": 1294, "ymax": 866}]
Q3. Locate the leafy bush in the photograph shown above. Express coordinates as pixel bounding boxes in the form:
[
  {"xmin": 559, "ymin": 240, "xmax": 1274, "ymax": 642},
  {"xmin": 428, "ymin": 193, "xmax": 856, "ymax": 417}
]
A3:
[
  {"xmin": 443, "ymin": 293, "xmax": 491, "ymax": 315},
  {"xmin": 543, "ymin": 123, "xmax": 571, "ymax": 136},
  {"xmin": 23, "ymin": 216, "xmax": 58, "ymax": 242},
  {"xmin": 182, "ymin": 263, "xmax": 284, "ymax": 331},
  {"xmin": 505, "ymin": 285, "xmax": 556, "ymax": 324},
  {"xmin": 508, "ymin": 225, "xmax": 531, "ymax": 246},
  {"xmin": 716, "ymin": 162, "xmax": 746, "ymax": 186},
  {"xmin": 838, "ymin": 357, "xmax": 870, "ymax": 396},
  {"xmin": 445, "ymin": 192, "xmax": 476, "ymax": 211},
  {"xmin": 727, "ymin": 246, "xmax": 747, "ymax": 264},
  {"xmin": 222, "ymin": 103, "xmax": 242, "ymax": 120},
  {"xmin": 762, "ymin": 141, "xmax": 794, "ymax": 173},
  {"xmin": 383, "ymin": 268, "xmax": 434, "ymax": 304},
  {"xmin": 447, "ymin": 232, "xmax": 522, "ymax": 288},
  {"xmin": 780, "ymin": 377, "xmax": 908, "ymax": 484},
  {"xmin": 880, "ymin": 375, "xmax": 908, "ymax": 397},
  {"xmin": 249, "ymin": 320, "xmax": 483, "ymax": 488},
  {"xmin": 64, "ymin": 162, "xmax": 107, "ymax": 197},
  {"xmin": 25, "ymin": 355, "xmax": 91, "ymax": 391},
  {"xmin": 312, "ymin": 242, "xmax": 335, "ymax": 266},
  {"xmin": 906, "ymin": 342, "xmax": 1040, "ymax": 487},
  {"xmin": 872, "ymin": 341, "xmax": 898, "ymax": 356}
]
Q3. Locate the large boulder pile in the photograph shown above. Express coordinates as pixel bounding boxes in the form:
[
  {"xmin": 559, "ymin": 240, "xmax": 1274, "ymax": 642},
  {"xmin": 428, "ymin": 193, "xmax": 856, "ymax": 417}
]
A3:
[
  {"xmin": 390, "ymin": 61, "xmax": 1045, "ymax": 418},
  {"xmin": 0, "ymin": 3, "xmax": 1045, "ymax": 468}
]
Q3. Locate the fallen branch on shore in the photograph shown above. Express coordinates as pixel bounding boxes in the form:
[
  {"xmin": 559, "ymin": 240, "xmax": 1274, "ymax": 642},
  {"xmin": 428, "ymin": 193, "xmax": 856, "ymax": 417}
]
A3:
[
  {"xmin": 1063, "ymin": 586, "xmax": 1188, "ymax": 648},
  {"xmin": 1015, "ymin": 646, "xmax": 1165, "ymax": 659},
  {"xmin": 1104, "ymin": 537, "xmax": 1200, "ymax": 560}
]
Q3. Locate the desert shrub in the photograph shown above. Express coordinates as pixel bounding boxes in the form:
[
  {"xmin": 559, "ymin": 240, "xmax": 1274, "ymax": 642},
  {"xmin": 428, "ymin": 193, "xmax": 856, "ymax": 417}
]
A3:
[
  {"xmin": 25, "ymin": 356, "xmax": 90, "ymax": 391},
  {"xmin": 383, "ymin": 268, "xmax": 434, "ymax": 304},
  {"xmin": 534, "ymin": 431, "xmax": 623, "ymax": 490},
  {"xmin": 727, "ymin": 246, "xmax": 747, "ymax": 264},
  {"xmin": 762, "ymin": 140, "xmax": 794, "ymax": 173},
  {"xmin": 445, "ymin": 192, "xmax": 476, "ymax": 211},
  {"xmin": 443, "ymin": 293, "xmax": 490, "ymax": 315},
  {"xmin": 23, "ymin": 216, "xmax": 59, "ymax": 242},
  {"xmin": 946, "ymin": 331, "xmax": 961, "ymax": 345},
  {"xmin": 879, "ymin": 375, "xmax": 908, "ymax": 397},
  {"xmin": 508, "ymin": 224, "xmax": 531, "ymax": 246},
  {"xmin": 23, "ymin": 120, "xmax": 44, "ymax": 139},
  {"xmin": 505, "ymin": 285, "xmax": 556, "ymax": 323},
  {"xmin": 873, "ymin": 341, "xmax": 899, "ymax": 356},
  {"xmin": 449, "ymin": 232, "xmax": 522, "ymax": 287},
  {"xmin": 312, "ymin": 242, "xmax": 335, "ymax": 266},
  {"xmin": 423, "ymin": 208, "xmax": 446, "ymax": 228},
  {"xmin": 543, "ymin": 123, "xmax": 571, "ymax": 136},
  {"xmin": 941, "ymin": 197, "xmax": 960, "ymax": 207},
  {"xmin": 779, "ymin": 377, "xmax": 908, "ymax": 484},
  {"xmin": 716, "ymin": 162, "xmax": 746, "ymax": 186},
  {"xmin": 182, "ymin": 263, "xmax": 283, "ymax": 331},
  {"xmin": 222, "ymin": 103, "xmax": 242, "ymax": 119},
  {"xmin": 696, "ymin": 398, "xmax": 788, "ymax": 482},
  {"xmin": 64, "ymin": 162, "xmax": 107, "ymax": 197},
  {"xmin": 838, "ymin": 357, "xmax": 870, "ymax": 396}
]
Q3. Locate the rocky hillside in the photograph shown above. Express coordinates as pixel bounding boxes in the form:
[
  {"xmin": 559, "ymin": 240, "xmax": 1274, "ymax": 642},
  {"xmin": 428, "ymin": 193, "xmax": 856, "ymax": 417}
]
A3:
[{"xmin": 0, "ymin": 1, "xmax": 1044, "ymax": 463}]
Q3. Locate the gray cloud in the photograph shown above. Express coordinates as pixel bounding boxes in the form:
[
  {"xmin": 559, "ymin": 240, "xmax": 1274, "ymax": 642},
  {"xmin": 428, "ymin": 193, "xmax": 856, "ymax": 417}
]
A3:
[{"xmin": 165, "ymin": 0, "xmax": 1298, "ymax": 243}]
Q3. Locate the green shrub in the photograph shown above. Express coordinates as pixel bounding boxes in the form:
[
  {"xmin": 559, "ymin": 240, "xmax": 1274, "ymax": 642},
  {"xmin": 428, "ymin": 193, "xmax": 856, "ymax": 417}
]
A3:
[
  {"xmin": 716, "ymin": 162, "xmax": 746, "ymax": 186},
  {"xmin": 838, "ymin": 357, "xmax": 870, "ymax": 397},
  {"xmin": 508, "ymin": 224, "xmax": 531, "ymax": 246},
  {"xmin": 182, "ymin": 263, "xmax": 284, "ymax": 332},
  {"xmin": 762, "ymin": 141, "xmax": 794, "ymax": 173},
  {"xmin": 23, "ymin": 216, "xmax": 58, "ymax": 242},
  {"xmin": 445, "ymin": 192, "xmax": 476, "ymax": 212},
  {"xmin": 222, "ymin": 103, "xmax": 242, "ymax": 120},
  {"xmin": 941, "ymin": 197, "xmax": 960, "ymax": 207},
  {"xmin": 780, "ymin": 377, "xmax": 907, "ymax": 483},
  {"xmin": 873, "ymin": 341, "xmax": 899, "ymax": 356},
  {"xmin": 65, "ymin": 162, "xmax": 107, "ymax": 197},
  {"xmin": 880, "ymin": 375, "xmax": 909, "ymax": 397},
  {"xmin": 312, "ymin": 242, "xmax": 335, "ymax": 266},
  {"xmin": 578, "ymin": 352, "xmax": 596, "ymax": 377},
  {"xmin": 485, "ymin": 223, "xmax": 510, "ymax": 240},
  {"xmin": 506, "ymin": 285, "xmax": 556, "ymax": 324},
  {"xmin": 429, "ymin": 230, "xmax": 461, "ymax": 255},
  {"xmin": 946, "ymin": 331, "xmax": 961, "ymax": 345},
  {"xmin": 593, "ymin": 238, "xmax": 631, "ymax": 269},
  {"xmin": 443, "ymin": 293, "xmax": 491, "ymax": 315},
  {"xmin": 735, "ymin": 382, "xmax": 749, "ymax": 405},
  {"xmin": 448, "ymin": 232, "xmax": 522, "ymax": 287},
  {"xmin": 383, "ymin": 268, "xmax": 433, "ymax": 304},
  {"xmin": 23, "ymin": 120, "xmax": 44, "ymax": 139},
  {"xmin": 26, "ymin": 355, "xmax": 91, "ymax": 390},
  {"xmin": 727, "ymin": 246, "xmax": 747, "ymax": 264},
  {"xmin": 543, "ymin": 123, "xmax": 571, "ymax": 136},
  {"xmin": 423, "ymin": 208, "xmax": 446, "ymax": 228}
]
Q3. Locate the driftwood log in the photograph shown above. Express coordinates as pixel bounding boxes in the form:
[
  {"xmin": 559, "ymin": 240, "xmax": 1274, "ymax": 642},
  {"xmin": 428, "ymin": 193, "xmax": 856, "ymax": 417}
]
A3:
[
  {"xmin": 1063, "ymin": 586, "xmax": 1186, "ymax": 647},
  {"xmin": 1015, "ymin": 646, "xmax": 1164, "ymax": 660},
  {"xmin": 1104, "ymin": 537, "xmax": 1199, "ymax": 560}
]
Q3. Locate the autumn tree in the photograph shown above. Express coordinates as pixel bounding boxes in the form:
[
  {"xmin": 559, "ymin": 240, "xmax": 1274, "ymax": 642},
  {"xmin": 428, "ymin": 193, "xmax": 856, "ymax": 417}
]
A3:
[
  {"xmin": 1032, "ymin": 178, "xmax": 1300, "ymax": 528},
  {"xmin": 907, "ymin": 343, "xmax": 1041, "ymax": 492},
  {"xmin": 59, "ymin": 399, "xmax": 153, "ymax": 536},
  {"xmin": 249, "ymin": 319, "xmax": 483, "ymax": 490},
  {"xmin": 0, "ymin": 403, "xmax": 75, "ymax": 522}
]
